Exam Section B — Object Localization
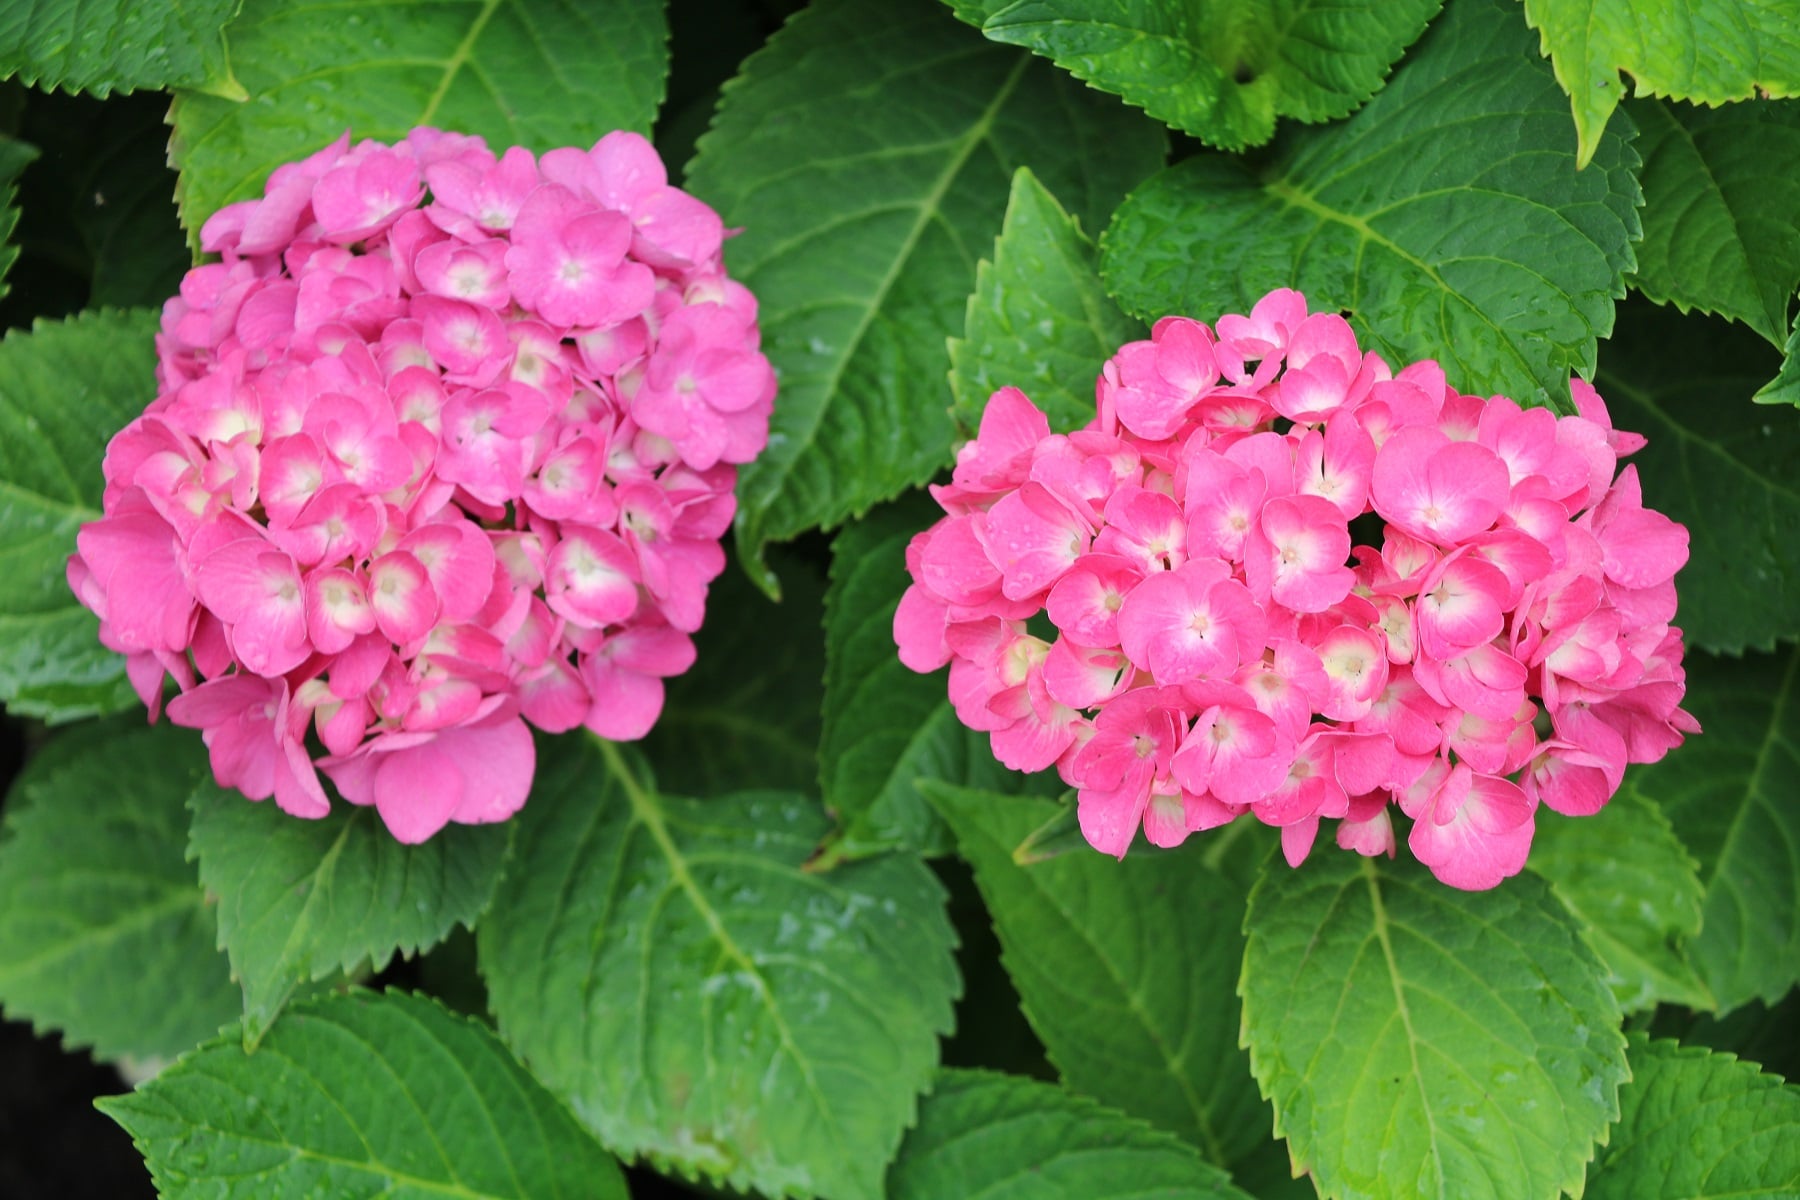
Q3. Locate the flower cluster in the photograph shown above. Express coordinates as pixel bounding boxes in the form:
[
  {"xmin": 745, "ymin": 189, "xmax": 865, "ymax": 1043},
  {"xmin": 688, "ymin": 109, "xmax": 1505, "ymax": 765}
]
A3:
[
  {"xmin": 68, "ymin": 128, "xmax": 774, "ymax": 843},
  {"xmin": 895, "ymin": 290, "xmax": 1695, "ymax": 889}
]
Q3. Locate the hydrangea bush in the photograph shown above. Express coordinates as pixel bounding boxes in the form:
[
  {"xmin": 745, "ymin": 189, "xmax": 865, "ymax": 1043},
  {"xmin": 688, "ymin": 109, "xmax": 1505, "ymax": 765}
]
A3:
[{"xmin": 0, "ymin": 2, "xmax": 1796, "ymax": 1199}]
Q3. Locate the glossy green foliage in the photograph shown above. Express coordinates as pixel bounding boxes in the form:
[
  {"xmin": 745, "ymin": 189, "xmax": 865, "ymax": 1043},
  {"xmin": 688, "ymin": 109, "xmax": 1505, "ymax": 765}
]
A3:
[
  {"xmin": 930, "ymin": 784, "xmax": 1270, "ymax": 1167},
  {"xmin": 101, "ymin": 989, "xmax": 628, "ymax": 1199},
  {"xmin": 0, "ymin": 308, "xmax": 155, "ymax": 721},
  {"xmin": 189, "ymin": 777, "xmax": 511, "ymax": 1045},
  {"xmin": 1523, "ymin": 0, "xmax": 1800, "ymax": 167},
  {"xmin": 686, "ymin": 0, "xmax": 1164, "ymax": 591},
  {"xmin": 0, "ymin": 719, "xmax": 237, "ymax": 1061},
  {"xmin": 0, "ymin": 0, "xmax": 241, "ymax": 98},
  {"xmin": 170, "ymin": 0, "xmax": 669, "ymax": 236},
  {"xmin": 1102, "ymin": 0, "xmax": 1641, "ymax": 414},
  {"xmin": 1241, "ymin": 852, "xmax": 1627, "ymax": 1200},
  {"xmin": 479, "ymin": 736, "xmax": 958, "ymax": 1200},
  {"xmin": 949, "ymin": 0, "xmax": 1442, "ymax": 151}
]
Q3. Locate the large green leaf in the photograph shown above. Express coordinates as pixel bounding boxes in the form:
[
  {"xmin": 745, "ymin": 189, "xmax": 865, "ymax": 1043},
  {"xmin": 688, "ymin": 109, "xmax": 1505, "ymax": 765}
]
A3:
[
  {"xmin": 0, "ymin": 0, "xmax": 241, "ymax": 97},
  {"xmin": 948, "ymin": 0, "xmax": 1442, "ymax": 152},
  {"xmin": 1522, "ymin": 0, "xmax": 1800, "ymax": 169},
  {"xmin": 890, "ymin": 1069, "xmax": 1253, "ymax": 1199},
  {"xmin": 1586, "ymin": 1036, "xmax": 1800, "ymax": 1199},
  {"xmin": 1595, "ymin": 301, "xmax": 1799, "ymax": 654},
  {"xmin": 0, "ymin": 308, "xmax": 157, "ymax": 722},
  {"xmin": 1101, "ymin": 0, "xmax": 1642, "ymax": 415},
  {"xmin": 477, "ymin": 735, "xmax": 958, "ymax": 1200},
  {"xmin": 100, "ymin": 989, "xmax": 627, "ymax": 1199},
  {"xmin": 949, "ymin": 166, "xmax": 1142, "ymax": 435},
  {"xmin": 170, "ymin": 0, "xmax": 669, "ymax": 236},
  {"xmin": 1628, "ymin": 97, "xmax": 1800, "ymax": 346},
  {"xmin": 1528, "ymin": 785, "xmax": 1712, "ymax": 1013},
  {"xmin": 0, "ymin": 135, "xmax": 37, "ymax": 303},
  {"xmin": 820, "ymin": 493, "xmax": 1044, "ymax": 864},
  {"xmin": 927, "ymin": 783, "xmax": 1269, "ymax": 1167},
  {"xmin": 1634, "ymin": 647, "xmax": 1800, "ymax": 1013},
  {"xmin": 685, "ymin": 0, "xmax": 1165, "ymax": 593},
  {"xmin": 642, "ymin": 546, "xmax": 827, "ymax": 797},
  {"xmin": 188, "ymin": 776, "xmax": 511, "ymax": 1046},
  {"xmin": 1241, "ymin": 851, "xmax": 1627, "ymax": 1200},
  {"xmin": 0, "ymin": 718, "xmax": 237, "ymax": 1063}
]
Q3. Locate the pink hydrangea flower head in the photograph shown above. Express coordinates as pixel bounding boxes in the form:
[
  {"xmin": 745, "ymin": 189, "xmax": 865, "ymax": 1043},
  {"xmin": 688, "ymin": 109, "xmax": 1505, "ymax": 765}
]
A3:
[
  {"xmin": 897, "ymin": 289, "xmax": 1695, "ymax": 889},
  {"xmin": 70, "ymin": 127, "xmax": 773, "ymax": 843}
]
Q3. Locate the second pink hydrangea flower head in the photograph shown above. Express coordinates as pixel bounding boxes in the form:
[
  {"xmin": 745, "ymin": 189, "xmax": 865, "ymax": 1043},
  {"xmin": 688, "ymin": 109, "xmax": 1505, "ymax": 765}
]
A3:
[
  {"xmin": 896, "ymin": 289, "xmax": 1696, "ymax": 890},
  {"xmin": 68, "ymin": 127, "xmax": 775, "ymax": 843}
]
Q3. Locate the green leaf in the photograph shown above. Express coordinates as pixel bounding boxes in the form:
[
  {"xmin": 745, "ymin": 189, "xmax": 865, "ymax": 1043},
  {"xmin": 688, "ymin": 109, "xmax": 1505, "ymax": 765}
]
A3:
[
  {"xmin": 1241, "ymin": 851, "xmax": 1627, "ymax": 1200},
  {"xmin": 1596, "ymin": 301, "xmax": 1800, "ymax": 653},
  {"xmin": 1758, "ymin": 310, "xmax": 1800, "ymax": 405},
  {"xmin": 0, "ymin": 0, "xmax": 240, "ymax": 97},
  {"xmin": 949, "ymin": 0, "xmax": 1442, "ymax": 152},
  {"xmin": 685, "ymin": 0, "xmax": 1165, "ymax": 593},
  {"xmin": 478, "ymin": 735, "xmax": 959, "ymax": 1200},
  {"xmin": 927, "ymin": 783, "xmax": 1269, "ymax": 1167},
  {"xmin": 100, "ymin": 989, "xmax": 628, "ymax": 1199},
  {"xmin": 889, "ymin": 1068, "xmax": 1253, "ymax": 1199},
  {"xmin": 1634, "ymin": 646, "xmax": 1800, "ymax": 1013},
  {"xmin": 188, "ymin": 776, "xmax": 511, "ymax": 1046},
  {"xmin": 1528, "ymin": 785, "xmax": 1712, "ymax": 1013},
  {"xmin": 1522, "ymin": 0, "xmax": 1800, "ymax": 169},
  {"xmin": 1101, "ymin": 0, "xmax": 1642, "ymax": 414},
  {"xmin": 1587, "ymin": 1036, "xmax": 1800, "ymax": 1199},
  {"xmin": 1628, "ymin": 97, "xmax": 1800, "ymax": 345},
  {"xmin": 0, "ymin": 718, "xmax": 237, "ymax": 1063},
  {"xmin": 0, "ymin": 135, "xmax": 38, "ymax": 302},
  {"xmin": 1654, "ymin": 988, "xmax": 1800, "ymax": 1082},
  {"xmin": 170, "ymin": 0, "xmax": 670, "ymax": 236},
  {"xmin": 0, "ymin": 308, "xmax": 159, "ymax": 722},
  {"xmin": 820, "ymin": 493, "xmax": 1041, "ymax": 863},
  {"xmin": 642, "ymin": 546, "xmax": 827, "ymax": 797},
  {"xmin": 949, "ymin": 166, "xmax": 1143, "ymax": 435}
]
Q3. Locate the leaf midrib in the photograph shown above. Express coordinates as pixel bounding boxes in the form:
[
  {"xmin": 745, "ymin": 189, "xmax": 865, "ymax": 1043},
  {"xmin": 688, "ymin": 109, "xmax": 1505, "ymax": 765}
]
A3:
[
  {"xmin": 595, "ymin": 737, "xmax": 858, "ymax": 1175},
  {"xmin": 742, "ymin": 51, "xmax": 1034, "ymax": 523}
]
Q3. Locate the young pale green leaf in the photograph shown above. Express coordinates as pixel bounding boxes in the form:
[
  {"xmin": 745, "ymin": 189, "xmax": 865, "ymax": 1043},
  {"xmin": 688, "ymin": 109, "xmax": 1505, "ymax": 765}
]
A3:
[
  {"xmin": 0, "ymin": 308, "xmax": 157, "ymax": 722},
  {"xmin": 949, "ymin": 0, "xmax": 1442, "ymax": 152},
  {"xmin": 0, "ymin": 0, "xmax": 241, "ymax": 98},
  {"xmin": 889, "ymin": 1068, "xmax": 1254, "ymax": 1199},
  {"xmin": 949, "ymin": 166, "xmax": 1143, "ymax": 435},
  {"xmin": 1596, "ymin": 303, "xmax": 1799, "ymax": 654},
  {"xmin": 642, "ymin": 546, "xmax": 827, "ymax": 797},
  {"xmin": 1633, "ymin": 647, "xmax": 1800, "ymax": 1013},
  {"xmin": 0, "ymin": 135, "xmax": 37, "ymax": 301},
  {"xmin": 477, "ymin": 735, "xmax": 958, "ymax": 1200},
  {"xmin": 685, "ymin": 0, "xmax": 1165, "ymax": 594},
  {"xmin": 170, "ymin": 0, "xmax": 669, "ymax": 236},
  {"xmin": 927, "ymin": 783, "xmax": 1269, "ymax": 1167},
  {"xmin": 1628, "ymin": 97, "xmax": 1800, "ymax": 345},
  {"xmin": 1586, "ymin": 1036, "xmax": 1800, "ymax": 1199},
  {"xmin": 1101, "ymin": 0, "xmax": 1642, "ymax": 414},
  {"xmin": 1528, "ymin": 784, "xmax": 1712, "ymax": 1012},
  {"xmin": 188, "ymin": 777, "xmax": 511, "ymax": 1046},
  {"xmin": 99, "ymin": 989, "xmax": 627, "ymax": 1199},
  {"xmin": 1241, "ymin": 851, "xmax": 1627, "ymax": 1200},
  {"xmin": 0, "ymin": 719, "xmax": 237, "ymax": 1063},
  {"xmin": 820, "ymin": 493, "xmax": 1047, "ymax": 864},
  {"xmin": 1522, "ymin": 0, "xmax": 1800, "ymax": 169}
]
